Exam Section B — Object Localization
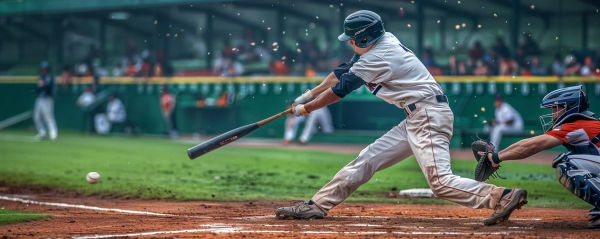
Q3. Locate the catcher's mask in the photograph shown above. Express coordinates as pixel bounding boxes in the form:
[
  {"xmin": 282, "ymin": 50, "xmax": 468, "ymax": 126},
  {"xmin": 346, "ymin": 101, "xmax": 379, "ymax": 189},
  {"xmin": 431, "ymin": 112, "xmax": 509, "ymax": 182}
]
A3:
[{"xmin": 539, "ymin": 85, "xmax": 589, "ymax": 132}]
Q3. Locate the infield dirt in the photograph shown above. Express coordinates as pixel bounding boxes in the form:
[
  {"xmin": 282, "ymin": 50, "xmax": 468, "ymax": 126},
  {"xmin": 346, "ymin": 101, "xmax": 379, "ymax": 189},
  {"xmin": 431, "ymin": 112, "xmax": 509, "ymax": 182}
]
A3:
[{"xmin": 0, "ymin": 188, "xmax": 598, "ymax": 238}]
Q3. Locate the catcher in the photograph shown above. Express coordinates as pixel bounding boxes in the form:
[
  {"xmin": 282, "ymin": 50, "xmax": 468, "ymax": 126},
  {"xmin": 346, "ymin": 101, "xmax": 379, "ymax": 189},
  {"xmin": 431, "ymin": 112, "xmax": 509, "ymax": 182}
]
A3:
[{"xmin": 473, "ymin": 85, "xmax": 600, "ymax": 228}]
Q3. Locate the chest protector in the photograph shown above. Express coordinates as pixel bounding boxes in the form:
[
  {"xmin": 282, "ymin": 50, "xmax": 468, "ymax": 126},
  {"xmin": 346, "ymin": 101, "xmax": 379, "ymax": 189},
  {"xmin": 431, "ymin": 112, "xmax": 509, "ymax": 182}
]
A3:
[{"xmin": 556, "ymin": 112, "xmax": 600, "ymax": 156}]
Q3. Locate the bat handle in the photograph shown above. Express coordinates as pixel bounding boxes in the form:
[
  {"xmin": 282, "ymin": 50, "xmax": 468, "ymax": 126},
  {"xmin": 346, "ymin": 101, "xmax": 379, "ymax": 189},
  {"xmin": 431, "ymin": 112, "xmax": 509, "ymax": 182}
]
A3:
[{"xmin": 257, "ymin": 108, "xmax": 293, "ymax": 127}]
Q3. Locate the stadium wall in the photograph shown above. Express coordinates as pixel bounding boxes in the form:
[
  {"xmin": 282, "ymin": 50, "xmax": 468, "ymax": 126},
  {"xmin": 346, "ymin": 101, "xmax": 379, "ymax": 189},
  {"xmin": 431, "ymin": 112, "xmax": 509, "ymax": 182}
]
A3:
[{"xmin": 0, "ymin": 76, "xmax": 598, "ymax": 147}]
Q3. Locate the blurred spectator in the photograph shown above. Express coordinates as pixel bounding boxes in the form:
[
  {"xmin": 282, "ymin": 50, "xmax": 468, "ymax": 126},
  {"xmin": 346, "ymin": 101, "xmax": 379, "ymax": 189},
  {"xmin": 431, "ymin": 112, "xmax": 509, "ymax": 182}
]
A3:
[
  {"xmin": 304, "ymin": 63, "xmax": 317, "ymax": 77},
  {"xmin": 91, "ymin": 59, "xmax": 108, "ymax": 77},
  {"xmin": 107, "ymin": 94, "xmax": 126, "ymax": 124},
  {"xmin": 498, "ymin": 56, "xmax": 518, "ymax": 76},
  {"xmin": 516, "ymin": 33, "xmax": 540, "ymax": 66},
  {"xmin": 448, "ymin": 55, "xmax": 459, "ymax": 75},
  {"xmin": 422, "ymin": 48, "xmax": 435, "ymax": 67},
  {"xmin": 33, "ymin": 61, "xmax": 58, "ymax": 141},
  {"xmin": 125, "ymin": 58, "xmax": 137, "ymax": 77},
  {"xmin": 112, "ymin": 62, "xmax": 125, "ymax": 76},
  {"xmin": 520, "ymin": 34, "xmax": 541, "ymax": 56},
  {"xmin": 492, "ymin": 37, "xmax": 510, "ymax": 59},
  {"xmin": 56, "ymin": 32, "xmax": 600, "ymax": 78},
  {"xmin": 580, "ymin": 56, "xmax": 596, "ymax": 76},
  {"xmin": 160, "ymin": 85, "xmax": 178, "ymax": 138},
  {"xmin": 473, "ymin": 60, "xmax": 490, "ymax": 76},
  {"xmin": 448, "ymin": 55, "xmax": 469, "ymax": 75},
  {"xmin": 270, "ymin": 60, "xmax": 290, "ymax": 75},
  {"xmin": 75, "ymin": 63, "xmax": 90, "ymax": 77},
  {"xmin": 514, "ymin": 48, "xmax": 526, "ymax": 68},
  {"xmin": 564, "ymin": 55, "xmax": 581, "ymax": 76},
  {"xmin": 487, "ymin": 95, "xmax": 523, "ymax": 150},
  {"xmin": 469, "ymin": 41, "xmax": 485, "ymax": 63},
  {"xmin": 59, "ymin": 65, "xmax": 73, "ymax": 87},
  {"xmin": 552, "ymin": 54, "xmax": 566, "ymax": 76},
  {"xmin": 153, "ymin": 62, "xmax": 164, "ymax": 77},
  {"xmin": 139, "ymin": 58, "xmax": 152, "ymax": 77},
  {"xmin": 214, "ymin": 50, "xmax": 244, "ymax": 76},
  {"xmin": 529, "ymin": 56, "xmax": 548, "ymax": 76},
  {"xmin": 423, "ymin": 49, "xmax": 442, "ymax": 75},
  {"xmin": 457, "ymin": 60, "xmax": 468, "ymax": 75}
]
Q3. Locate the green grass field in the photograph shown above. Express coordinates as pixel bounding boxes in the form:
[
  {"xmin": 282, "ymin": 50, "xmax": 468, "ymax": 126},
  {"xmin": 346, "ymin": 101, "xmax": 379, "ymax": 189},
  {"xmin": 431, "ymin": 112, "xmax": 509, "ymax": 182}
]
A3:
[
  {"xmin": 0, "ymin": 130, "xmax": 589, "ymax": 208},
  {"xmin": 0, "ymin": 209, "xmax": 50, "ymax": 225}
]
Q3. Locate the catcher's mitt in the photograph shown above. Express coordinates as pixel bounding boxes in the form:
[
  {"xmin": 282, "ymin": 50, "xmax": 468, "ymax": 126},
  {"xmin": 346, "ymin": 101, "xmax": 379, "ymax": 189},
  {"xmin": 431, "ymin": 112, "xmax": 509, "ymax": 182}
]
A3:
[{"xmin": 471, "ymin": 140, "xmax": 500, "ymax": 181}]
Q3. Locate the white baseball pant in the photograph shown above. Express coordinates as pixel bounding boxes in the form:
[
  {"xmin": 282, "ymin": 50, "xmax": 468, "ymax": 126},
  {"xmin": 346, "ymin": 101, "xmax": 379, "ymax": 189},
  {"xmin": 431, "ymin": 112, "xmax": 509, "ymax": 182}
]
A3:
[
  {"xmin": 284, "ymin": 115, "xmax": 306, "ymax": 141},
  {"xmin": 33, "ymin": 96, "xmax": 58, "ymax": 140},
  {"xmin": 299, "ymin": 107, "xmax": 334, "ymax": 143},
  {"xmin": 312, "ymin": 101, "xmax": 504, "ymax": 211}
]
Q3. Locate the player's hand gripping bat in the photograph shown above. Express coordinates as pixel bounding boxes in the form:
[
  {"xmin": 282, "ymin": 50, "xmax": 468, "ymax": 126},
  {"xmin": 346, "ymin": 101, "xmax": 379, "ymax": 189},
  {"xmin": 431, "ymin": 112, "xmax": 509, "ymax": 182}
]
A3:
[{"xmin": 187, "ymin": 108, "xmax": 293, "ymax": 159}]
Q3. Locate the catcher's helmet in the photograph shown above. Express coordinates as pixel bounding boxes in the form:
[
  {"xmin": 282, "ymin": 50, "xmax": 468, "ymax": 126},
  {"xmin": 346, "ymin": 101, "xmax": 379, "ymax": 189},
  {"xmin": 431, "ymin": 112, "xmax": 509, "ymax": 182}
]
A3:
[
  {"xmin": 338, "ymin": 10, "xmax": 385, "ymax": 48},
  {"xmin": 539, "ymin": 85, "xmax": 589, "ymax": 131}
]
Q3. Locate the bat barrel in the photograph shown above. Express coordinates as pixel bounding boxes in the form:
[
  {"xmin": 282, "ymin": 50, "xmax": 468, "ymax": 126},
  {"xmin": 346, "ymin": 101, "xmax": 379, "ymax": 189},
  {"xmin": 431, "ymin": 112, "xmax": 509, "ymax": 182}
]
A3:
[{"xmin": 187, "ymin": 123, "xmax": 259, "ymax": 159}]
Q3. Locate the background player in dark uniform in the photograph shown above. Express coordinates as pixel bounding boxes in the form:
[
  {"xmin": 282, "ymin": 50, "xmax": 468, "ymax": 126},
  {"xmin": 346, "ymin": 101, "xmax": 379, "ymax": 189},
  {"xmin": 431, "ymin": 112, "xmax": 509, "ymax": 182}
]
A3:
[
  {"xmin": 478, "ymin": 85, "xmax": 600, "ymax": 228},
  {"xmin": 33, "ymin": 61, "xmax": 58, "ymax": 140}
]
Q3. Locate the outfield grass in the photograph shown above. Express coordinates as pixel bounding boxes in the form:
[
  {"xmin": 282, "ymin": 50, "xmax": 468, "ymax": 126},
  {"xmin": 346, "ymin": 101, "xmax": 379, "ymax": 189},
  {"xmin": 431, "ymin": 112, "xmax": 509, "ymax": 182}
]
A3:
[
  {"xmin": 0, "ymin": 209, "xmax": 50, "ymax": 225},
  {"xmin": 0, "ymin": 130, "xmax": 589, "ymax": 208}
]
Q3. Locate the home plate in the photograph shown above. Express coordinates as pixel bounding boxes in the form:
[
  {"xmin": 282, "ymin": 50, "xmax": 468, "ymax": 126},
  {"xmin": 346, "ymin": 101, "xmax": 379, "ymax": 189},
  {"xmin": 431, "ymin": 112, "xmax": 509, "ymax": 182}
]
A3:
[{"xmin": 398, "ymin": 188, "xmax": 434, "ymax": 198}]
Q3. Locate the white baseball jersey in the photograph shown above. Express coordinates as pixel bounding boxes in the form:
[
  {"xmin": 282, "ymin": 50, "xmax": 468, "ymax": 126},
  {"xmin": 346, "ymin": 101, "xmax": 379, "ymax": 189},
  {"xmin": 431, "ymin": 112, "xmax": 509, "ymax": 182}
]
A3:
[
  {"xmin": 312, "ymin": 32, "xmax": 506, "ymax": 212},
  {"xmin": 349, "ymin": 32, "xmax": 443, "ymax": 107},
  {"xmin": 107, "ymin": 99, "xmax": 126, "ymax": 123},
  {"xmin": 495, "ymin": 102, "xmax": 523, "ymax": 128}
]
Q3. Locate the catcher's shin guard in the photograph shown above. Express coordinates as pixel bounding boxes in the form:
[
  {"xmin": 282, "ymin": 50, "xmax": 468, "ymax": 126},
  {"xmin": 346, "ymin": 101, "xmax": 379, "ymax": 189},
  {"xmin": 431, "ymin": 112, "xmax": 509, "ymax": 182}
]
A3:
[{"xmin": 556, "ymin": 156, "xmax": 600, "ymax": 209}]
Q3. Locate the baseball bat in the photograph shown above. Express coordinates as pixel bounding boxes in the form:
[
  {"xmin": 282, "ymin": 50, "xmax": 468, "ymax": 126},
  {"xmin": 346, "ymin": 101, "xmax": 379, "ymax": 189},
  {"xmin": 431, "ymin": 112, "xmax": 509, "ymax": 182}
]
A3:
[{"xmin": 187, "ymin": 108, "xmax": 293, "ymax": 159}]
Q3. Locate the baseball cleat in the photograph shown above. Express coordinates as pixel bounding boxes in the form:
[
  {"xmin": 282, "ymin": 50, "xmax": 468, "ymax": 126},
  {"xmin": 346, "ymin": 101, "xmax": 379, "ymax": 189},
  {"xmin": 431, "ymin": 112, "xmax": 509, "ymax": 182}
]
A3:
[
  {"xmin": 484, "ymin": 188, "xmax": 528, "ymax": 226},
  {"xmin": 588, "ymin": 215, "xmax": 600, "ymax": 229},
  {"xmin": 275, "ymin": 200, "xmax": 326, "ymax": 219}
]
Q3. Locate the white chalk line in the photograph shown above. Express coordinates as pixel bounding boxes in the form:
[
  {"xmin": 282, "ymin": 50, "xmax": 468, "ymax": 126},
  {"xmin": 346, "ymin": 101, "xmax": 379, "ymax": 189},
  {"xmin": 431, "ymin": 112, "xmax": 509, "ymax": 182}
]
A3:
[
  {"xmin": 75, "ymin": 223, "xmax": 527, "ymax": 238},
  {"xmin": 73, "ymin": 228, "xmax": 240, "ymax": 239},
  {"xmin": 1, "ymin": 195, "xmax": 538, "ymax": 238},
  {"xmin": 0, "ymin": 195, "xmax": 542, "ymax": 222},
  {"xmin": 239, "ymin": 215, "xmax": 543, "ymax": 221},
  {"xmin": 0, "ymin": 213, "xmax": 50, "ymax": 216},
  {"xmin": 0, "ymin": 195, "xmax": 212, "ymax": 218},
  {"xmin": 229, "ymin": 223, "xmax": 532, "ymax": 231}
]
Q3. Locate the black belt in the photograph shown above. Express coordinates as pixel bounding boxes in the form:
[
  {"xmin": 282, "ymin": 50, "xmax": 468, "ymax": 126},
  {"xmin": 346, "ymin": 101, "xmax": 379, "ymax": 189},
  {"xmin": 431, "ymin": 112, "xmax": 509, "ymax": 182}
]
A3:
[{"xmin": 404, "ymin": 95, "xmax": 448, "ymax": 116}]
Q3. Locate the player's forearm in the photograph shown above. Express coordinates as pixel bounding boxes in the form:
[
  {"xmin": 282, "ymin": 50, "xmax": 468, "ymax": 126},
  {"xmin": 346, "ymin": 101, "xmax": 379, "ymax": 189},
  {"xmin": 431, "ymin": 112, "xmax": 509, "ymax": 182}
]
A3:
[
  {"xmin": 304, "ymin": 88, "xmax": 341, "ymax": 112},
  {"xmin": 498, "ymin": 135, "xmax": 557, "ymax": 161},
  {"xmin": 309, "ymin": 73, "xmax": 339, "ymax": 97},
  {"xmin": 497, "ymin": 138, "xmax": 539, "ymax": 161}
]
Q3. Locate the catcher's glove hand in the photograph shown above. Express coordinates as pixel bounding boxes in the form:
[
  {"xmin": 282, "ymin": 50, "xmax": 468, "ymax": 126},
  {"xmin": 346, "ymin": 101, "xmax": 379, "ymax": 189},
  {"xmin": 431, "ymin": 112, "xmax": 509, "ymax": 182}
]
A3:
[{"xmin": 472, "ymin": 140, "xmax": 501, "ymax": 181}]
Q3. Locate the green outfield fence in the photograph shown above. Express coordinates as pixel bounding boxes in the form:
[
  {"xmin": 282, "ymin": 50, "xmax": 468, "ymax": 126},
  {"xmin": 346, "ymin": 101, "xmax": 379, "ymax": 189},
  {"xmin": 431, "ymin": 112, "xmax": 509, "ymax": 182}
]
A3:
[{"xmin": 1, "ymin": 76, "xmax": 599, "ymax": 148}]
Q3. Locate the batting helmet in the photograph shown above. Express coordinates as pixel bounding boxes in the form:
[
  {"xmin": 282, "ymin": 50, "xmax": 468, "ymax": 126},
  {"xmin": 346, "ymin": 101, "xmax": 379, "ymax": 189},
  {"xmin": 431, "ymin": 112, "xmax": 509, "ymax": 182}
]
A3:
[
  {"xmin": 539, "ymin": 85, "xmax": 589, "ymax": 131},
  {"xmin": 338, "ymin": 10, "xmax": 385, "ymax": 48}
]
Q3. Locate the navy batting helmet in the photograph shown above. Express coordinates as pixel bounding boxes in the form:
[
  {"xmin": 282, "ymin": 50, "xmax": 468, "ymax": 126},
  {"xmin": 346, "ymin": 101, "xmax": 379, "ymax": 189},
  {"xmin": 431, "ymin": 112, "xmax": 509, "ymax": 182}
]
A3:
[
  {"xmin": 338, "ymin": 10, "xmax": 385, "ymax": 48},
  {"xmin": 539, "ymin": 85, "xmax": 589, "ymax": 131}
]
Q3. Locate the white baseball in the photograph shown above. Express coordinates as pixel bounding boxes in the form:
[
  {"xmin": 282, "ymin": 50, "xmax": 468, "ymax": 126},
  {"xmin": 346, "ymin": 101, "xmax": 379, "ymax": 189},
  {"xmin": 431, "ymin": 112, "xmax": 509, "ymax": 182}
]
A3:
[{"xmin": 86, "ymin": 172, "xmax": 101, "ymax": 184}]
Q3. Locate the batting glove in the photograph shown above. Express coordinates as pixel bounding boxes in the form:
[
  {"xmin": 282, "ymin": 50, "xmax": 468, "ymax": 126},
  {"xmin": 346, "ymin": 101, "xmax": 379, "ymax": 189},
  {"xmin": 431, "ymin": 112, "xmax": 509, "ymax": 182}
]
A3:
[
  {"xmin": 294, "ymin": 90, "xmax": 314, "ymax": 104},
  {"xmin": 293, "ymin": 104, "xmax": 310, "ymax": 116}
]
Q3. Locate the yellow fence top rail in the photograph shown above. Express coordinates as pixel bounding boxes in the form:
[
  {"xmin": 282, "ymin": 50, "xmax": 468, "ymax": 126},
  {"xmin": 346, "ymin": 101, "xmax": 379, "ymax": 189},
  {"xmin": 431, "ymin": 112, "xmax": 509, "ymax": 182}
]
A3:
[{"xmin": 0, "ymin": 76, "xmax": 598, "ymax": 84}]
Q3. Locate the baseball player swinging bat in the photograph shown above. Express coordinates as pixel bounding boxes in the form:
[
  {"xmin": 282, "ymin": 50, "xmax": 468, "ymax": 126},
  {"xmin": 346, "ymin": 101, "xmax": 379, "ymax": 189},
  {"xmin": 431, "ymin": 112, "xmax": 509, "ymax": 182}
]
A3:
[{"xmin": 187, "ymin": 108, "xmax": 292, "ymax": 159}]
